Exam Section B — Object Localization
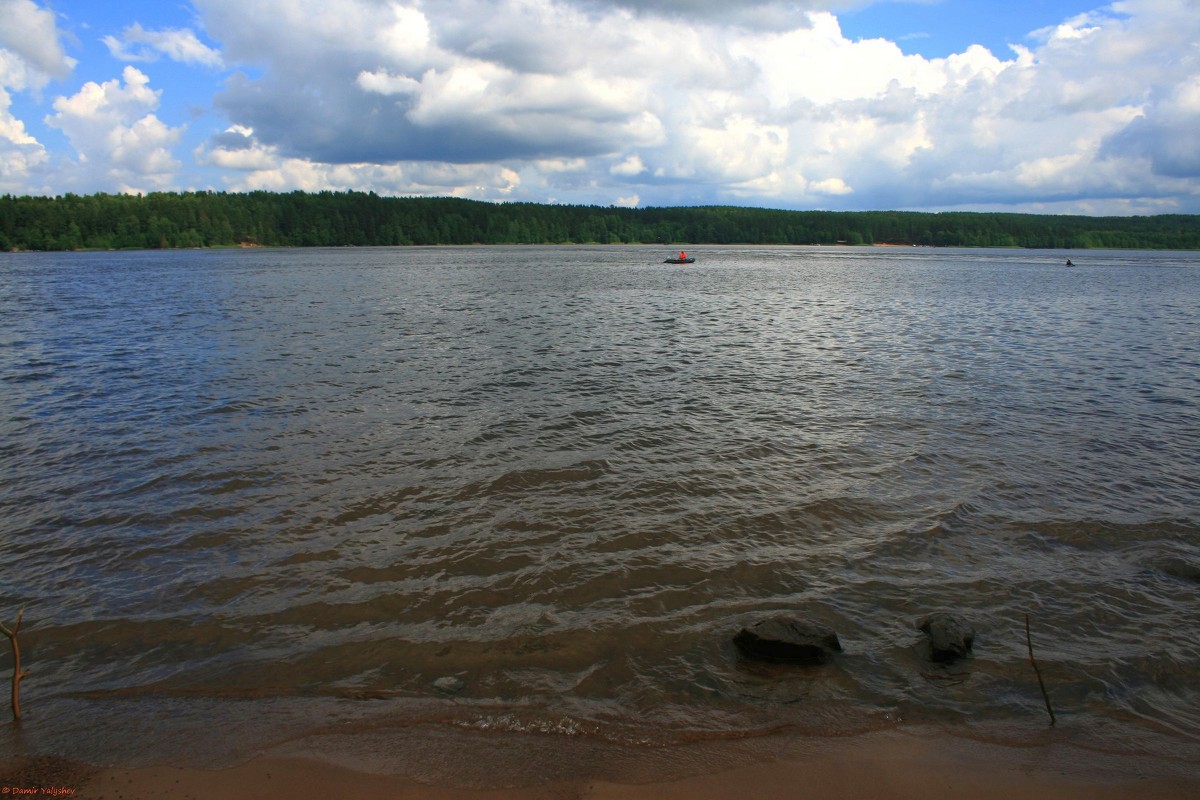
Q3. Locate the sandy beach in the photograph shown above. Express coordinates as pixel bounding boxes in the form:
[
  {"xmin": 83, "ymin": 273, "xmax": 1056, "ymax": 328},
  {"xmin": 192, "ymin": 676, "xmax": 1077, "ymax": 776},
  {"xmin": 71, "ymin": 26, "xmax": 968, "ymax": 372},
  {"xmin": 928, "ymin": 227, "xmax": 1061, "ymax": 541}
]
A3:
[{"xmin": 5, "ymin": 726, "xmax": 1195, "ymax": 800}]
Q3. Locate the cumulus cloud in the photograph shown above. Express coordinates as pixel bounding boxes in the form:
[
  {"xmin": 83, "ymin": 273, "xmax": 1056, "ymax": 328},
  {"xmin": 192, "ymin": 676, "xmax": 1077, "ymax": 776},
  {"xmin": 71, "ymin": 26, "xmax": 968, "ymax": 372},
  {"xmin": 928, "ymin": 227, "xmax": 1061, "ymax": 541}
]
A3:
[
  {"xmin": 1104, "ymin": 81, "xmax": 1200, "ymax": 179},
  {"xmin": 0, "ymin": 0, "xmax": 75, "ymax": 83},
  {"xmin": 45, "ymin": 66, "xmax": 185, "ymax": 193},
  {"xmin": 0, "ymin": 0, "xmax": 76, "ymax": 192},
  {"xmin": 102, "ymin": 23, "xmax": 224, "ymax": 68},
  {"xmin": 610, "ymin": 154, "xmax": 646, "ymax": 177},
  {"xmin": 1092, "ymin": 0, "xmax": 1200, "ymax": 185},
  {"xmin": 567, "ymin": 0, "xmax": 867, "ymax": 28},
  {"xmin": 197, "ymin": 0, "xmax": 673, "ymax": 165},
  {"xmin": 178, "ymin": 0, "xmax": 1200, "ymax": 211},
  {"xmin": 195, "ymin": 122, "xmax": 525, "ymax": 199},
  {"xmin": 0, "ymin": 87, "xmax": 49, "ymax": 193},
  {"xmin": 195, "ymin": 124, "xmax": 279, "ymax": 171}
]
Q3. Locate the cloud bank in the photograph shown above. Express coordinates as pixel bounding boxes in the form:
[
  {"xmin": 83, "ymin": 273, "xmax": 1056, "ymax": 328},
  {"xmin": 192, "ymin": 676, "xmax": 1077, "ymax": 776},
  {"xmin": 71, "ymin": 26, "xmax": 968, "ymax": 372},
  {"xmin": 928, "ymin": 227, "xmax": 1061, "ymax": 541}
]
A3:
[{"xmin": 2, "ymin": 0, "xmax": 1199, "ymax": 212}]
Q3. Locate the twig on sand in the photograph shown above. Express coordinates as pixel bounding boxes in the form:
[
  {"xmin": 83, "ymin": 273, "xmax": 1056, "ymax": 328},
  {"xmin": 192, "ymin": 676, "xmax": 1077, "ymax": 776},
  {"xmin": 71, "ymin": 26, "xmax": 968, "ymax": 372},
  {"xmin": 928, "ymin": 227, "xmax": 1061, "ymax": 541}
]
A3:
[
  {"xmin": 1025, "ymin": 613, "xmax": 1056, "ymax": 727},
  {"xmin": 1, "ymin": 608, "xmax": 30, "ymax": 722}
]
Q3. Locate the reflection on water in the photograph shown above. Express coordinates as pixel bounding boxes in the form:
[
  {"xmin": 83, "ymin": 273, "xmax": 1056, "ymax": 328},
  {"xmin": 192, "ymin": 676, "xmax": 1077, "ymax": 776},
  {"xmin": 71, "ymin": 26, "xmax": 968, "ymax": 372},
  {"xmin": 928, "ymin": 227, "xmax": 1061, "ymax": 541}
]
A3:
[{"xmin": 1, "ymin": 245, "xmax": 1199, "ymax": 773}]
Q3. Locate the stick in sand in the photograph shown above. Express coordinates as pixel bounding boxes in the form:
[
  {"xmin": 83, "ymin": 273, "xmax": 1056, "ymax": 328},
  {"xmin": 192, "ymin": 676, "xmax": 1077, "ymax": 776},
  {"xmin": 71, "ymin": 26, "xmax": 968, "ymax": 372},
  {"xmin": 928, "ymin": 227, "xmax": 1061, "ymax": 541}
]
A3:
[
  {"xmin": 1025, "ymin": 613, "xmax": 1055, "ymax": 727},
  {"xmin": 1, "ymin": 608, "xmax": 30, "ymax": 722}
]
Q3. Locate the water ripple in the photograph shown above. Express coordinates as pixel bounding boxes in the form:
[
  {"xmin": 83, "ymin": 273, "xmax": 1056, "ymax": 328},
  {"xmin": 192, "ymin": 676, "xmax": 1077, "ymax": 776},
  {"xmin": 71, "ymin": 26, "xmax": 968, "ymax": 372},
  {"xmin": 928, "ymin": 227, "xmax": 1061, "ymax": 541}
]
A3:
[{"xmin": 2, "ymin": 245, "xmax": 1199, "ymax": 764}]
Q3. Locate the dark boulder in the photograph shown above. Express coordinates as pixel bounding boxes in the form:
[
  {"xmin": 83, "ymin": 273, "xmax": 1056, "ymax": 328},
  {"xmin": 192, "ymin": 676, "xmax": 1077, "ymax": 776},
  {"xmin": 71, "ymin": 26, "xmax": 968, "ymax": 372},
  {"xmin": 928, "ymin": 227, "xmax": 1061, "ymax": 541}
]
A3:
[
  {"xmin": 918, "ymin": 612, "xmax": 975, "ymax": 663},
  {"xmin": 1155, "ymin": 557, "xmax": 1200, "ymax": 584},
  {"xmin": 733, "ymin": 616, "xmax": 842, "ymax": 664}
]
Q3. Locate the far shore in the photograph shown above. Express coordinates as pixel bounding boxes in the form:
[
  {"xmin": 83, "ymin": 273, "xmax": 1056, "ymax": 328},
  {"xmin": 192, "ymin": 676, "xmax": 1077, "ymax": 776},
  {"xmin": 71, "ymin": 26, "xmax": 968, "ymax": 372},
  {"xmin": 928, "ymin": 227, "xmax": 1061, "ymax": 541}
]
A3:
[
  {"xmin": 5, "ymin": 726, "xmax": 1196, "ymax": 800},
  {"xmin": 5, "ymin": 241, "xmax": 1147, "ymax": 255}
]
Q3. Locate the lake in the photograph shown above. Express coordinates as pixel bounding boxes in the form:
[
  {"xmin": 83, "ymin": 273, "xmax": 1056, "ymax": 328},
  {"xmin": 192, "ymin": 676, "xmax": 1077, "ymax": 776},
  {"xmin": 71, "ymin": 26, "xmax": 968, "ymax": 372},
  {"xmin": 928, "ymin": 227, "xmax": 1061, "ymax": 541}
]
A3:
[{"xmin": 1, "ymin": 244, "xmax": 1198, "ymax": 783}]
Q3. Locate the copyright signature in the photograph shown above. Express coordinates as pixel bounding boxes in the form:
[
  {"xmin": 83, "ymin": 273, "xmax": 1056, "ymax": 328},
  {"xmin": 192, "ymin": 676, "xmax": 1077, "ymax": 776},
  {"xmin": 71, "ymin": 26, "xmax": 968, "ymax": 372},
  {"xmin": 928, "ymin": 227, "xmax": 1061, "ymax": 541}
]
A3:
[{"xmin": 2, "ymin": 788, "xmax": 77, "ymax": 797}]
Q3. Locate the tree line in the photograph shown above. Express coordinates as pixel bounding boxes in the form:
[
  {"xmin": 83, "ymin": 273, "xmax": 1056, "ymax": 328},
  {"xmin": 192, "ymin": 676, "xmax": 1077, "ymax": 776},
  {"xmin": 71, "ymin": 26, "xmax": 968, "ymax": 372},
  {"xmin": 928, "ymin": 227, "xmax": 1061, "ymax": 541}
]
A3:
[{"xmin": 2, "ymin": 190, "xmax": 1198, "ymax": 251}]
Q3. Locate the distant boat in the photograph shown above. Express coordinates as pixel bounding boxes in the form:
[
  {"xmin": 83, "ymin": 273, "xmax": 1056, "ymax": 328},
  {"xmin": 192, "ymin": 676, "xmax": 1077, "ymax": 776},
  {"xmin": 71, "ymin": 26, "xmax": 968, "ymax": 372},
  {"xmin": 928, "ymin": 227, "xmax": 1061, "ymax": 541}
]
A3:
[
  {"xmin": 664, "ymin": 250, "xmax": 695, "ymax": 264},
  {"xmin": 1065, "ymin": 259, "xmax": 1074, "ymax": 267}
]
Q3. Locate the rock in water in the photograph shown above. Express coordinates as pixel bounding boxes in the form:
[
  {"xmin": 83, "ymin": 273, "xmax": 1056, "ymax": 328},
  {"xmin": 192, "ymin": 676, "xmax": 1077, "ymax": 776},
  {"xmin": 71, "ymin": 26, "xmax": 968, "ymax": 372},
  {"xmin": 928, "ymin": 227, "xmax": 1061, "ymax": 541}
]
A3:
[
  {"xmin": 918, "ymin": 612, "xmax": 975, "ymax": 663},
  {"xmin": 733, "ymin": 616, "xmax": 842, "ymax": 664},
  {"xmin": 1155, "ymin": 557, "xmax": 1200, "ymax": 584},
  {"xmin": 433, "ymin": 676, "xmax": 465, "ymax": 693}
]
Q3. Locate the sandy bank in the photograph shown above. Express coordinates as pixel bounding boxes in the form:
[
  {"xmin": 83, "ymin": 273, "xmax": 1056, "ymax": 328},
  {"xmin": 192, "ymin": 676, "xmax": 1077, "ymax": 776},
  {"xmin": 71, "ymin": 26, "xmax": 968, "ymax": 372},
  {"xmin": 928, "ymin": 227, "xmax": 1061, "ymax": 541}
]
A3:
[{"xmin": 5, "ymin": 727, "xmax": 1188, "ymax": 800}]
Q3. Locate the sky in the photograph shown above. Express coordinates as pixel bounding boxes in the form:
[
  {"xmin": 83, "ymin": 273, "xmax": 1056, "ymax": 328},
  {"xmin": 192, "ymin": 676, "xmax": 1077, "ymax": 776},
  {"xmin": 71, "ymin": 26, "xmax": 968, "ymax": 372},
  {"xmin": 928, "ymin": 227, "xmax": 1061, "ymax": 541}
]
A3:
[{"xmin": 1, "ymin": 0, "xmax": 1198, "ymax": 214}]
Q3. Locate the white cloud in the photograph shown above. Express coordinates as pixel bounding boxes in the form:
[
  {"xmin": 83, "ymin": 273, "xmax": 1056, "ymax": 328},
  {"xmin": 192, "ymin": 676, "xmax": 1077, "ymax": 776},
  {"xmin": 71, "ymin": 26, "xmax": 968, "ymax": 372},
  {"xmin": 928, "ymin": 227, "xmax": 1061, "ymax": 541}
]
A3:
[
  {"xmin": 810, "ymin": 178, "xmax": 852, "ymax": 196},
  {"xmin": 196, "ymin": 125, "xmax": 280, "ymax": 171},
  {"xmin": 0, "ymin": 0, "xmax": 75, "ymax": 83},
  {"xmin": 177, "ymin": 0, "xmax": 1195, "ymax": 210},
  {"xmin": 356, "ymin": 69, "xmax": 421, "ymax": 96},
  {"xmin": 196, "ymin": 123, "xmax": 526, "ymax": 199},
  {"xmin": 102, "ymin": 23, "xmax": 224, "ymax": 68},
  {"xmin": 610, "ymin": 154, "xmax": 645, "ymax": 176},
  {"xmin": 0, "ymin": 86, "xmax": 49, "ymax": 193},
  {"xmin": 1093, "ymin": 0, "xmax": 1200, "ymax": 184},
  {"xmin": 566, "ymin": 0, "xmax": 868, "ymax": 28},
  {"xmin": 664, "ymin": 114, "xmax": 790, "ymax": 184},
  {"xmin": 228, "ymin": 157, "xmax": 525, "ymax": 200},
  {"xmin": 0, "ymin": 89, "xmax": 37, "ymax": 147},
  {"xmin": 45, "ymin": 66, "xmax": 184, "ymax": 192},
  {"xmin": 1, "ymin": 0, "xmax": 1190, "ymax": 212},
  {"xmin": 0, "ymin": 0, "xmax": 76, "ymax": 192}
]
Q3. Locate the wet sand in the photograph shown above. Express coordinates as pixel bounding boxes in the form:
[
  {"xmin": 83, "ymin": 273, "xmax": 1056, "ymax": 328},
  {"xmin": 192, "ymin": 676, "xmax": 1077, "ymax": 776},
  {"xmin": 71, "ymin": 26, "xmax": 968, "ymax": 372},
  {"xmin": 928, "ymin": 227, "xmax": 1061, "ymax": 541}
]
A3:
[{"xmin": 7, "ymin": 727, "xmax": 1191, "ymax": 800}]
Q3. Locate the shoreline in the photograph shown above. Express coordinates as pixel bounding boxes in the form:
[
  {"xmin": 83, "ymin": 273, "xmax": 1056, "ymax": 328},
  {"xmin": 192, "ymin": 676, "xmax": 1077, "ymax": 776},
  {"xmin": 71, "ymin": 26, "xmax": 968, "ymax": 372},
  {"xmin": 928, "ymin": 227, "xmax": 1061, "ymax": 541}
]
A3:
[
  {"xmin": 8, "ymin": 242, "xmax": 1200, "ymax": 254},
  {"xmin": 6, "ymin": 726, "xmax": 1197, "ymax": 800}
]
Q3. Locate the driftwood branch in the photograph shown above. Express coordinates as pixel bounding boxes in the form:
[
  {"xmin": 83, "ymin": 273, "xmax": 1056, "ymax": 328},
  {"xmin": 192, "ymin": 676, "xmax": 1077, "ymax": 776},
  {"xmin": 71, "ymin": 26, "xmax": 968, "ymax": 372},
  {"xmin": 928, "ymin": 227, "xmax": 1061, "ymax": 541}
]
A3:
[
  {"xmin": 1024, "ymin": 613, "xmax": 1055, "ymax": 727},
  {"xmin": 0, "ymin": 608, "xmax": 30, "ymax": 722}
]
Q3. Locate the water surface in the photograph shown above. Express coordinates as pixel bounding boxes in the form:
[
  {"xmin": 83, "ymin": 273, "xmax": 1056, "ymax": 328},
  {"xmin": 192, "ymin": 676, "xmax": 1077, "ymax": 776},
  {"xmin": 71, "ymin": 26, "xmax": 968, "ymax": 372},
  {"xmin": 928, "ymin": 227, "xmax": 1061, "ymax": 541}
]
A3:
[{"xmin": 2, "ymin": 245, "xmax": 1198, "ymax": 781}]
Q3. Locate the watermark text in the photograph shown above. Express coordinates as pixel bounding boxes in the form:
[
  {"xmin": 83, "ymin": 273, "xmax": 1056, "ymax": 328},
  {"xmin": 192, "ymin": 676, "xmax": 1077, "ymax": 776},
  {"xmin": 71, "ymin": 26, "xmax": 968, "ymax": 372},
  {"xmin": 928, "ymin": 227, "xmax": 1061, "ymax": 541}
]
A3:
[{"xmin": 2, "ymin": 787, "xmax": 77, "ymax": 797}]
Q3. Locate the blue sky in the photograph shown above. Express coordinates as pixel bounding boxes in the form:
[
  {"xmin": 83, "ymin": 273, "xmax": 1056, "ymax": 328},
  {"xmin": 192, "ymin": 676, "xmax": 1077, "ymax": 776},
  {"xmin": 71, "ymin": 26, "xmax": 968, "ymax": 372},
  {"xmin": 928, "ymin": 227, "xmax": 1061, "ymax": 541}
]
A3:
[
  {"xmin": 2, "ymin": 0, "xmax": 1198, "ymax": 214},
  {"xmin": 840, "ymin": 1, "xmax": 1103, "ymax": 58}
]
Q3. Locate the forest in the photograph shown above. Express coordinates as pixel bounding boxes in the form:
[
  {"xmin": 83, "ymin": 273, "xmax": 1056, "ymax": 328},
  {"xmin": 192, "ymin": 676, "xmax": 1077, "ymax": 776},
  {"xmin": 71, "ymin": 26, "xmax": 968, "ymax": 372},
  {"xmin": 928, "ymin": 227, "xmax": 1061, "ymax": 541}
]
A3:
[{"xmin": 2, "ymin": 190, "xmax": 1198, "ymax": 251}]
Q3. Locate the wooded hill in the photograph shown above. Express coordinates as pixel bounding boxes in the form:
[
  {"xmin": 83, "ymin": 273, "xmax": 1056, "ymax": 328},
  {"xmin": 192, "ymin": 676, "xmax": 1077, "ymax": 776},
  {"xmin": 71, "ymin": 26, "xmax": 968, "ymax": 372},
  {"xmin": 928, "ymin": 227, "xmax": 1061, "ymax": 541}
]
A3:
[{"xmin": 2, "ymin": 191, "xmax": 1198, "ymax": 251}]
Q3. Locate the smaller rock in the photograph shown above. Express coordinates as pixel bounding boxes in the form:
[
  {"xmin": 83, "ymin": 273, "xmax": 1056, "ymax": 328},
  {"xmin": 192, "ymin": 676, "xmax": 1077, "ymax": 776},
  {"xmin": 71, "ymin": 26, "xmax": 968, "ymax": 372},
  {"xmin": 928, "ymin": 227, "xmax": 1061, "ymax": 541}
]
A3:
[
  {"xmin": 1155, "ymin": 557, "xmax": 1200, "ymax": 584},
  {"xmin": 733, "ymin": 616, "xmax": 842, "ymax": 664},
  {"xmin": 918, "ymin": 612, "xmax": 975, "ymax": 663},
  {"xmin": 433, "ymin": 676, "xmax": 465, "ymax": 694}
]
